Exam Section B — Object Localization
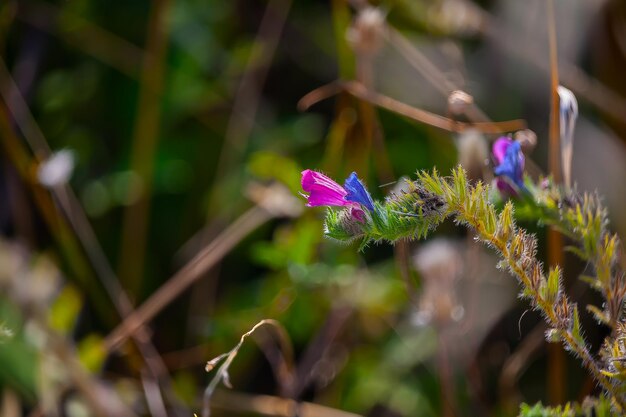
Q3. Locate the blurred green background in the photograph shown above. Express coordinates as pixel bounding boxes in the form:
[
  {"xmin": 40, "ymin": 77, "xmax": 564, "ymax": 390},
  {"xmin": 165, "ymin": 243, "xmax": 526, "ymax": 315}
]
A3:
[{"xmin": 1, "ymin": 0, "xmax": 626, "ymax": 416}]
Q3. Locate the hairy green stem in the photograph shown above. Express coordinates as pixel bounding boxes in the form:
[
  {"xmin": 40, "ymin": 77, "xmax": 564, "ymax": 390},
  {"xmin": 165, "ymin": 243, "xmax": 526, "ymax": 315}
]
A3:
[
  {"xmin": 457, "ymin": 203, "xmax": 616, "ymax": 400},
  {"xmin": 322, "ymin": 167, "xmax": 626, "ymax": 409}
]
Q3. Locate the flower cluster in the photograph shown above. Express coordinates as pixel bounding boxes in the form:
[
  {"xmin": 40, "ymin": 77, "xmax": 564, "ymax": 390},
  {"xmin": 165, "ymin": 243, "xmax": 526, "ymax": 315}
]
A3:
[
  {"xmin": 302, "ymin": 165, "xmax": 626, "ymax": 409},
  {"xmin": 300, "ymin": 170, "xmax": 375, "ymax": 222}
]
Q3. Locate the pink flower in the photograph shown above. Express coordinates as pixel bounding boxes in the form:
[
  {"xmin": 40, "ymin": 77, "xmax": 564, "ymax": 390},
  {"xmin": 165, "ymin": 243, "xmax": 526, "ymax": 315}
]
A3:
[
  {"xmin": 492, "ymin": 138, "xmax": 511, "ymax": 165},
  {"xmin": 301, "ymin": 169, "xmax": 350, "ymax": 207},
  {"xmin": 301, "ymin": 170, "xmax": 366, "ymax": 222}
]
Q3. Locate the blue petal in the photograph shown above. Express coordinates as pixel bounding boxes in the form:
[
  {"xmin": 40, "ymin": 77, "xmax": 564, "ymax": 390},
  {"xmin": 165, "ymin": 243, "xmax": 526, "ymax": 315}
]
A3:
[
  {"xmin": 494, "ymin": 141, "xmax": 525, "ymax": 188},
  {"xmin": 344, "ymin": 172, "xmax": 375, "ymax": 211}
]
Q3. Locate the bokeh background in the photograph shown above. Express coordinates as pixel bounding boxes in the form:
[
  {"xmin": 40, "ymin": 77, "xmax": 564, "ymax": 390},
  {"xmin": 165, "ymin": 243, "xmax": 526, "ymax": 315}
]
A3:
[{"xmin": 1, "ymin": 0, "xmax": 626, "ymax": 416}]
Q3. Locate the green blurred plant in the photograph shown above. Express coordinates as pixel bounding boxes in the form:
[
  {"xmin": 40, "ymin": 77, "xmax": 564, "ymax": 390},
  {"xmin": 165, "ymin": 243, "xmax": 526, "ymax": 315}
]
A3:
[{"xmin": 518, "ymin": 395, "xmax": 614, "ymax": 417}]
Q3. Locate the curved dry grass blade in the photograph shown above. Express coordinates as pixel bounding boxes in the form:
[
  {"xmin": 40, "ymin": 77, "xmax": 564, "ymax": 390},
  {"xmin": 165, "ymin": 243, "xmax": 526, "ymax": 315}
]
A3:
[
  {"xmin": 105, "ymin": 206, "xmax": 274, "ymax": 350},
  {"xmin": 297, "ymin": 82, "xmax": 344, "ymax": 112},
  {"xmin": 299, "ymin": 80, "xmax": 526, "ymax": 134}
]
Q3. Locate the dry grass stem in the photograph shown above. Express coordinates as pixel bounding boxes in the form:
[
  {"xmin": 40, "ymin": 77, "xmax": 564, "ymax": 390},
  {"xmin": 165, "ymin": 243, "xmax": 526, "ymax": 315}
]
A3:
[
  {"xmin": 210, "ymin": 389, "xmax": 364, "ymax": 417},
  {"xmin": 299, "ymin": 80, "xmax": 526, "ymax": 134},
  {"xmin": 105, "ymin": 205, "xmax": 274, "ymax": 350}
]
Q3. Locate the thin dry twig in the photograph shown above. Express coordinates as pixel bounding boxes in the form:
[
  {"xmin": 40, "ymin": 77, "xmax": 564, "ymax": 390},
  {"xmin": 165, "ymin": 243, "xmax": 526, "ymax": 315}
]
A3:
[
  {"xmin": 209, "ymin": 389, "xmax": 364, "ymax": 417},
  {"xmin": 347, "ymin": 1, "xmax": 544, "ymax": 176},
  {"xmin": 0, "ymin": 59, "xmax": 50, "ymax": 157},
  {"xmin": 384, "ymin": 28, "xmax": 455, "ymax": 97},
  {"xmin": 347, "ymin": 0, "xmax": 496, "ymax": 127},
  {"xmin": 299, "ymin": 80, "xmax": 526, "ymax": 134},
  {"xmin": 141, "ymin": 371, "xmax": 169, "ymax": 417}
]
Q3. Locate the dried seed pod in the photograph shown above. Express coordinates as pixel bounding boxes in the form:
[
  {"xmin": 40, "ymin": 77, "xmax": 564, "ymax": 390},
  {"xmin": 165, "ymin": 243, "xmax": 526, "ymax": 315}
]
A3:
[
  {"xmin": 514, "ymin": 129, "xmax": 537, "ymax": 154},
  {"xmin": 448, "ymin": 90, "xmax": 474, "ymax": 116}
]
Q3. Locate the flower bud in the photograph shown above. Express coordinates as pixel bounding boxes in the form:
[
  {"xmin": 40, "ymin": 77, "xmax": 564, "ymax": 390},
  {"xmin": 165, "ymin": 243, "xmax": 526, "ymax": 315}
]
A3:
[{"xmin": 338, "ymin": 207, "xmax": 366, "ymax": 236}]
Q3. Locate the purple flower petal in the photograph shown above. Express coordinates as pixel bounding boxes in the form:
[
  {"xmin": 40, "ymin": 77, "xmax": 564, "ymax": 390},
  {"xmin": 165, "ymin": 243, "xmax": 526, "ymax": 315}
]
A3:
[{"xmin": 493, "ymin": 140, "xmax": 525, "ymax": 192}]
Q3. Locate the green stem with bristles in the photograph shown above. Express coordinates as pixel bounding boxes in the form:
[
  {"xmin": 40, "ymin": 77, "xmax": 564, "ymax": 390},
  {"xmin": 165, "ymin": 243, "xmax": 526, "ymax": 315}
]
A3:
[{"xmin": 323, "ymin": 166, "xmax": 625, "ymax": 408}]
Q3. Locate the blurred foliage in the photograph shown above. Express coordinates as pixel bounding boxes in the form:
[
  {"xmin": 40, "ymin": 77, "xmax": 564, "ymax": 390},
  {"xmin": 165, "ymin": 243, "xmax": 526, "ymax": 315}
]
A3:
[
  {"xmin": 518, "ymin": 396, "xmax": 616, "ymax": 417},
  {"xmin": 0, "ymin": 0, "xmax": 625, "ymax": 416}
]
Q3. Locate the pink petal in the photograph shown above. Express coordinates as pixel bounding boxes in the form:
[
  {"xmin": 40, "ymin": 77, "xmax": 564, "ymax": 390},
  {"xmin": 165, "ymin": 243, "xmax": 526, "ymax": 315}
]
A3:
[
  {"xmin": 306, "ymin": 193, "xmax": 349, "ymax": 207},
  {"xmin": 301, "ymin": 170, "xmax": 347, "ymax": 195},
  {"xmin": 492, "ymin": 137, "xmax": 513, "ymax": 164},
  {"xmin": 301, "ymin": 169, "xmax": 349, "ymax": 207}
]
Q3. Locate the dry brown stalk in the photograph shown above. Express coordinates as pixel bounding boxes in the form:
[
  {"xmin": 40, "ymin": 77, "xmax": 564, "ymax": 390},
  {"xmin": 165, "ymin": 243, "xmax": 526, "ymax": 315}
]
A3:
[{"xmin": 299, "ymin": 80, "xmax": 526, "ymax": 134}]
